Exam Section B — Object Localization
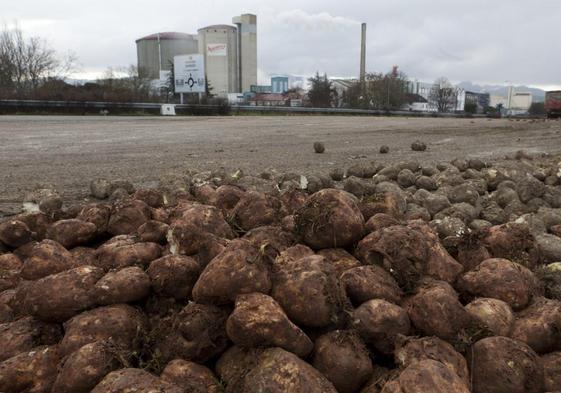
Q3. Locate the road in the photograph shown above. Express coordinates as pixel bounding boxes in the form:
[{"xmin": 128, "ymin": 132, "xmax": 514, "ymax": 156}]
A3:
[{"xmin": 1, "ymin": 115, "xmax": 561, "ymax": 215}]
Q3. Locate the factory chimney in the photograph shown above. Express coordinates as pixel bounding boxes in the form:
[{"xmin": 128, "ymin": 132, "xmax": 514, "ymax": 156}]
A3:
[{"xmin": 360, "ymin": 23, "xmax": 367, "ymax": 85}]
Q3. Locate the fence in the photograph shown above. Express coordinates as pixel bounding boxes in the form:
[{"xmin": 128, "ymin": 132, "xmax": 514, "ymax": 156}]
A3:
[{"xmin": 0, "ymin": 99, "xmax": 477, "ymax": 117}]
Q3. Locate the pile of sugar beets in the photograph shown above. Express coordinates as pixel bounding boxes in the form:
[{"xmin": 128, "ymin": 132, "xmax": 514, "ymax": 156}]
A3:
[{"xmin": 2, "ymin": 152, "xmax": 561, "ymax": 393}]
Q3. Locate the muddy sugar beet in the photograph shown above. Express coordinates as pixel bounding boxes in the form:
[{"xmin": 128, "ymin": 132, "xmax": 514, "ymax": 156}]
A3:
[{"xmin": 1, "ymin": 155, "xmax": 561, "ymax": 392}]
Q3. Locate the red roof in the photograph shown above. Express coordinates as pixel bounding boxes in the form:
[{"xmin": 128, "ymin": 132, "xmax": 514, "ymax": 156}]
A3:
[
  {"xmin": 249, "ymin": 93, "xmax": 287, "ymax": 102},
  {"xmin": 198, "ymin": 24, "xmax": 237, "ymax": 32},
  {"xmin": 136, "ymin": 32, "xmax": 196, "ymax": 42}
]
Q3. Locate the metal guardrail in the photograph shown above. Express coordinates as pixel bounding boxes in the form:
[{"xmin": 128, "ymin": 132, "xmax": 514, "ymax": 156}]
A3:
[
  {"xmin": 0, "ymin": 99, "xmax": 472, "ymax": 117},
  {"xmin": 235, "ymin": 105, "xmax": 425, "ymax": 116},
  {"xmin": 0, "ymin": 99, "xmax": 165, "ymax": 110}
]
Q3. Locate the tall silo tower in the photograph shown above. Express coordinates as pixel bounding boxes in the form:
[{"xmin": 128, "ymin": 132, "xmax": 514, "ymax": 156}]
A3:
[
  {"xmin": 136, "ymin": 32, "xmax": 199, "ymax": 80},
  {"xmin": 232, "ymin": 14, "xmax": 257, "ymax": 93},
  {"xmin": 197, "ymin": 25, "xmax": 239, "ymax": 96}
]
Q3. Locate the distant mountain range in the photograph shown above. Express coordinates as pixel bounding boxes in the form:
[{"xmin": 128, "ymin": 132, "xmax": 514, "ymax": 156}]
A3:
[{"xmin": 456, "ymin": 81, "xmax": 546, "ymax": 102}]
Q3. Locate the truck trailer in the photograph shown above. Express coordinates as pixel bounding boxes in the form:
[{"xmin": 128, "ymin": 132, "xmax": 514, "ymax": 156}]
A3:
[{"xmin": 545, "ymin": 90, "xmax": 561, "ymax": 118}]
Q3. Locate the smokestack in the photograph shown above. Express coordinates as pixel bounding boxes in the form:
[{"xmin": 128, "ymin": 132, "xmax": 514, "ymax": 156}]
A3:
[{"xmin": 360, "ymin": 23, "xmax": 367, "ymax": 84}]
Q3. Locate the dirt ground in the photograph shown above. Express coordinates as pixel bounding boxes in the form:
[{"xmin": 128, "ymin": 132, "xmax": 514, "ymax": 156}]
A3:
[{"xmin": 1, "ymin": 115, "xmax": 561, "ymax": 216}]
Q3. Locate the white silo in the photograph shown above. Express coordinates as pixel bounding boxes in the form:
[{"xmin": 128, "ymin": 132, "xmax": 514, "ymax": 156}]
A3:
[{"xmin": 197, "ymin": 25, "xmax": 239, "ymax": 96}]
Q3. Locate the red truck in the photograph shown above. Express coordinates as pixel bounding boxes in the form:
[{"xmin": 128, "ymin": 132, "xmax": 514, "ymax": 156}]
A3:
[{"xmin": 546, "ymin": 90, "xmax": 561, "ymax": 118}]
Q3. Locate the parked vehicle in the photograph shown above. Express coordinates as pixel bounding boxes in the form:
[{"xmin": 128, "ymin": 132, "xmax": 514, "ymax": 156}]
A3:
[{"xmin": 545, "ymin": 90, "xmax": 561, "ymax": 118}]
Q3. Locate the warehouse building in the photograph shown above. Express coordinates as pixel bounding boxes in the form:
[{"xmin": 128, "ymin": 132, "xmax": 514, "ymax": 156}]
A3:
[{"xmin": 136, "ymin": 14, "xmax": 257, "ymax": 97}]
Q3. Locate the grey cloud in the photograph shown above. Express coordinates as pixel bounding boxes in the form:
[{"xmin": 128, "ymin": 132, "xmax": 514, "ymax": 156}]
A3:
[
  {"xmin": 273, "ymin": 9, "xmax": 360, "ymax": 31},
  {"xmin": 2, "ymin": 0, "xmax": 560, "ymax": 88}
]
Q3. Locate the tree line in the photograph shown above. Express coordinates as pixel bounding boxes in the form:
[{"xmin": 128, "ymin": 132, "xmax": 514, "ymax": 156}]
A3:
[
  {"xmin": 0, "ymin": 25, "xmax": 157, "ymax": 102},
  {"xmin": 307, "ymin": 70, "xmax": 461, "ymax": 113}
]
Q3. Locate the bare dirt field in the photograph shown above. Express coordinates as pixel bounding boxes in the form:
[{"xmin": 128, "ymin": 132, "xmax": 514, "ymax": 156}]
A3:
[{"xmin": 1, "ymin": 115, "xmax": 561, "ymax": 215}]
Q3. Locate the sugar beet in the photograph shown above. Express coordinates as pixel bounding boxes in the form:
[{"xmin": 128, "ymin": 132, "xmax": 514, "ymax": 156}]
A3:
[
  {"xmin": 230, "ymin": 347, "xmax": 338, "ymax": 393},
  {"xmin": 341, "ymin": 265, "xmax": 402, "ymax": 306},
  {"xmin": 192, "ymin": 239, "xmax": 273, "ymax": 305},
  {"xmin": 93, "ymin": 266, "xmax": 151, "ymax": 305},
  {"xmin": 510, "ymin": 297, "xmax": 561, "ymax": 353},
  {"xmin": 271, "ymin": 254, "xmax": 344, "ymax": 328},
  {"xmin": 46, "ymin": 219, "xmax": 97, "ymax": 248},
  {"xmin": 465, "ymin": 298, "xmax": 514, "ymax": 336},
  {"xmin": 91, "ymin": 368, "xmax": 182, "ymax": 393},
  {"xmin": 160, "ymin": 359, "xmax": 220, "ymax": 393},
  {"xmin": 146, "ymin": 255, "xmax": 200, "ymax": 300},
  {"xmin": 295, "ymin": 189, "xmax": 365, "ymax": 250},
  {"xmin": 20, "ymin": 265, "xmax": 104, "ymax": 322},
  {"xmin": 59, "ymin": 304, "xmax": 146, "ymax": 356},
  {"xmin": 405, "ymin": 279, "xmax": 472, "ymax": 342},
  {"xmin": 52, "ymin": 340, "xmax": 124, "ymax": 393},
  {"xmin": 468, "ymin": 336, "xmax": 543, "ymax": 393},
  {"xmin": 355, "ymin": 222, "xmax": 463, "ymax": 289},
  {"xmin": 394, "ymin": 336, "xmax": 469, "ymax": 387},
  {"xmin": 457, "ymin": 258, "xmax": 539, "ymax": 310},
  {"xmin": 0, "ymin": 345, "xmax": 60, "ymax": 393},
  {"xmin": 20, "ymin": 239, "xmax": 77, "ymax": 280},
  {"xmin": 352, "ymin": 299, "xmax": 411, "ymax": 355},
  {"xmin": 312, "ymin": 330, "xmax": 373, "ymax": 393},
  {"xmin": 226, "ymin": 292, "xmax": 313, "ymax": 357},
  {"xmin": 381, "ymin": 359, "xmax": 469, "ymax": 393}
]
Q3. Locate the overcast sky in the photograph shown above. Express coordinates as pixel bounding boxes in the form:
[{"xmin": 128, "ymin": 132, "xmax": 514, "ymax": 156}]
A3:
[{"xmin": 3, "ymin": 0, "xmax": 560, "ymax": 89}]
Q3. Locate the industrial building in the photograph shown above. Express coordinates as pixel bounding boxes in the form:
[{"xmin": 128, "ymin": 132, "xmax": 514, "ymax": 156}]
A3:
[
  {"xmin": 248, "ymin": 93, "xmax": 288, "ymax": 106},
  {"xmin": 250, "ymin": 85, "xmax": 272, "ymax": 94},
  {"xmin": 464, "ymin": 91, "xmax": 490, "ymax": 113},
  {"xmin": 232, "ymin": 14, "xmax": 258, "ymax": 93},
  {"xmin": 490, "ymin": 90, "xmax": 533, "ymax": 115},
  {"xmin": 248, "ymin": 76, "xmax": 290, "ymax": 95},
  {"xmin": 136, "ymin": 33, "xmax": 199, "ymax": 80},
  {"xmin": 197, "ymin": 24, "xmax": 239, "ymax": 96},
  {"xmin": 403, "ymin": 94, "xmax": 430, "ymax": 112},
  {"xmin": 510, "ymin": 92, "xmax": 533, "ymax": 114},
  {"xmin": 271, "ymin": 76, "xmax": 289, "ymax": 94},
  {"xmin": 408, "ymin": 81, "xmax": 434, "ymax": 101},
  {"xmin": 136, "ymin": 14, "xmax": 257, "ymax": 97}
]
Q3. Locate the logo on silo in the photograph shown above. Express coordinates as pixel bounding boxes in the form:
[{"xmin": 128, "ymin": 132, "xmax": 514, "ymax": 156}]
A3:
[{"xmin": 207, "ymin": 44, "xmax": 227, "ymax": 56}]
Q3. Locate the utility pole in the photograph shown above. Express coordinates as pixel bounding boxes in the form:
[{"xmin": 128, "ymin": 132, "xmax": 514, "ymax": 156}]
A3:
[
  {"xmin": 504, "ymin": 80, "xmax": 514, "ymax": 116},
  {"xmin": 157, "ymin": 33, "xmax": 162, "ymax": 77}
]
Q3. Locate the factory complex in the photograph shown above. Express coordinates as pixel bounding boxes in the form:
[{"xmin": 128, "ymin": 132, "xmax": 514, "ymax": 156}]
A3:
[
  {"xmin": 136, "ymin": 14, "xmax": 258, "ymax": 98},
  {"xmin": 136, "ymin": 13, "xmax": 540, "ymax": 114}
]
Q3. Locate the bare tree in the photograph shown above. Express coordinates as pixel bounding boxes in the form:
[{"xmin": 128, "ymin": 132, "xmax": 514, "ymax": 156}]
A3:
[
  {"xmin": 429, "ymin": 77, "xmax": 458, "ymax": 113},
  {"xmin": 369, "ymin": 69, "xmax": 409, "ymax": 110},
  {"xmin": 96, "ymin": 65, "xmax": 155, "ymax": 102},
  {"xmin": 0, "ymin": 24, "xmax": 76, "ymax": 97},
  {"xmin": 342, "ymin": 68, "xmax": 409, "ymax": 110}
]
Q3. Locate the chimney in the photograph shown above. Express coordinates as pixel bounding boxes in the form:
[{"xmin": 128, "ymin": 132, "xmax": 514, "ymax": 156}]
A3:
[{"xmin": 360, "ymin": 23, "xmax": 367, "ymax": 84}]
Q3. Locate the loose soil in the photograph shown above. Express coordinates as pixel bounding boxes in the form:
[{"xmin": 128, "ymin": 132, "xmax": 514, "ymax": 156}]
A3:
[{"xmin": 1, "ymin": 115, "xmax": 560, "ymax": 216}]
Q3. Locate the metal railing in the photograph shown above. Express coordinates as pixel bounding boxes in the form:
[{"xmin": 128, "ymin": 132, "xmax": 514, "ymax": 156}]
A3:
[{"xmin": 0, "ymin": 99, "xmax": 472, "ymax": 117}]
